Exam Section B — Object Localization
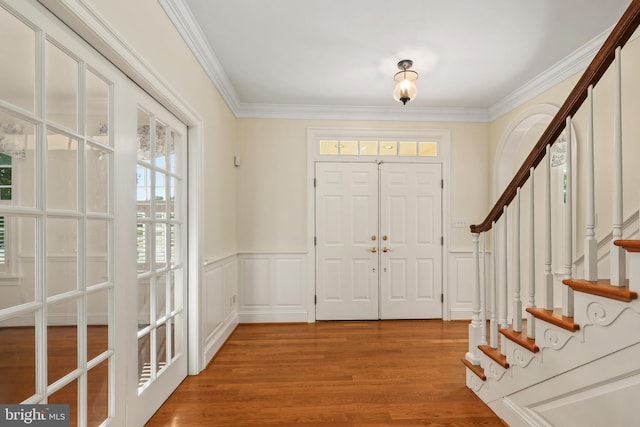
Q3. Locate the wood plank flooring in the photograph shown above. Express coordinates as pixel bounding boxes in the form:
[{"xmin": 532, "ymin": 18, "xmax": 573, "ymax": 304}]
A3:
[{"xmin": 146, "ymin": 320, "xmax": 504, "ymax": 426}]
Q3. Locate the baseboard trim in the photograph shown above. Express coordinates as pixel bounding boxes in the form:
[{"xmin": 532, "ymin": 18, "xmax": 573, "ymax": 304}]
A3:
[{"xmin": 203, "ymin": 311, "xmax": 239, "ymax": 369}]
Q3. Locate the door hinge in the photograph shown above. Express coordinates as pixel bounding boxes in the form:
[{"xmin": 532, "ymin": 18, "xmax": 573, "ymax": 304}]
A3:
[
  {"xmin": 314, "ymin": 178, "xmax": 317, "ymax": 187},
  {"xmin": 441, "ymin": 236, "xmax": 444, "ymax": 246},
  {"xmin": 314, "ymin": 295, "xmax": 317, "ymax": 305},
  {"xmin": 441, "ymin": 179, "xmax": 444, "ymax": 189},
  {"xmin": 441, "ymin": 294, "xmax": 444, "ymax": 303},
  {"xmin": 314, "ymin": 236, "xmax": 317, "ymax": 246}
]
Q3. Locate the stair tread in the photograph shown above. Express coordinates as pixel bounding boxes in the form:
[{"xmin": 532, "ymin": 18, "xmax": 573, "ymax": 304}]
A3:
[
  {"xmin": 461, "ymin": 358, "xmax": 486, "ymax": 381},
  {"xmin": 499, "ymin": 327, "xmax": 540, "ymax": 353},
  {"xmin": 526, "ymin": 308, "xmax": 580, "ymax": 332},
  {"xmin": 478, "ymin": 345, "xmax": 510, "ymax": 368},
  {"xmin": 563, "ymin": 278, "xmax": 638, "ymax": 302},
  {"xmin": 614, "ymin": 239, "xmax": 640, "ymax": 253}
]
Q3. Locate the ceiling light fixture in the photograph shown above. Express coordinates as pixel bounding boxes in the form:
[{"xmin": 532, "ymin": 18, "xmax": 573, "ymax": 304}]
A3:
[{"xmin": 393, "ymin": 59, "xmax": 418, "ymax": 105}]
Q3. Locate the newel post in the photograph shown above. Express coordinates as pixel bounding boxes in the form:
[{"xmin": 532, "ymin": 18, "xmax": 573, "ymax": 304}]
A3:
[{"xmin": 466, "ymin": 232, "xmax": 483, "ymax": 365}]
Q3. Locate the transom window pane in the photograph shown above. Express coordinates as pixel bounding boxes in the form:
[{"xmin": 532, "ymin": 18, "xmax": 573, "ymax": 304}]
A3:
[
  {"xmin": 319, "ymin": 140, "xmax": 339, "ymax": 155},
  {"xmin": 399, "ymin": 141, "xmax": 417, "ymax": 156},
  {"xmin": 340, "ymin": 140, "xmax": 358, "ymax": 155},
  {"xmin": 419, "ymin": 141, "xmax": 438, "ymax": 157},
  {"xmin": 379, "ymin": 141, "xmax": 398, "ymax": 156},
  {"xmin": 359, "ymin": 140, "xmax": 378, "ymax": 156}
]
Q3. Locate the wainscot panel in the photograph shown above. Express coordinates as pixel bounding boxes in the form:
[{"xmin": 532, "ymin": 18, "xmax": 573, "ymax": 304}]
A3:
[
  {"xmin": 203, "ymin": 255, "xmax": 239, "ymax": 366},
  {"xmin": 238, "ymin": 252, "xmax": 308, "ymax": 323}
]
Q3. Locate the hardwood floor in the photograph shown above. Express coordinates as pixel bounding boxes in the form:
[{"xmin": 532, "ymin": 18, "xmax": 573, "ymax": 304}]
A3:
[{"xmin": 146, "ymin": 320, "xmax": 504, "ymax": 426}]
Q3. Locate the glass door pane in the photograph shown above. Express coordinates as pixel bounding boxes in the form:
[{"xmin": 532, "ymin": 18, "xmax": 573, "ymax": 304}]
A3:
[{"xmin": 0, "ymin": 3, "xmax": 115, "ymax": 426}]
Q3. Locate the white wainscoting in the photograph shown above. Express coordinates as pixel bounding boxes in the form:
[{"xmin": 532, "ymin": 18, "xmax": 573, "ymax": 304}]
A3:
[
  {"xmin": 448, "ymin": 251, "xmax": 491, "ymax": 320},
  {"xmin": 202, "ymin": 254, "xmax": 239, "ymax": 366},
  {"xmin": 238, "ymin": 252, "xmax": 308, "ymax": 323}
]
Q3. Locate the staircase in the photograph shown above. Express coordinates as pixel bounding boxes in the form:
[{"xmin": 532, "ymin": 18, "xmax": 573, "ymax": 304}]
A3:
[{"xmin": 463, "ymin": 1, "xmax": 640, "ymax": 426}]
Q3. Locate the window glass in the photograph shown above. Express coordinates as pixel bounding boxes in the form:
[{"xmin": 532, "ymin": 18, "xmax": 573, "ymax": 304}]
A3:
[
  {"xmin": 319, "ymin": 140, "xmax": 339, "ymax": 155},
  {"xmin": 137, "ymin": 110, "xmax": 152, "ymax": 163},
  {"xmin": 46, "ymin": 40, "xmax": 78, "ymax": 131},
  {"xmin": 398, "ymin": 141, "xmax": 417, "ymax": 156},
  {"xmin": 87, "ymin": 69, "xmax": 110, "ymax": 146},
  {"xmin": 379, "ymin": 141, "xmax": 398, "ymax": 156},
  {"xmin": 359, "ymin": 140, "xmax": 378, "ymax": 156},
  {"xmin": 47, "ymin": 132, "xmax": 78, "ymax": 210},
  {"xmin": 340, "ymin": 140, "xmax": 358, "ymax": 155},
  {"xmin": 419, "ymin": 141, "xmax": 438, "ymax": 157},
  {"xmin": 0, "ymin": 315, "xmax": 36, "ymax": 403},
  {"xmin": 0, "ymin": 7, "xmax": 35, "ymax": 112},
  {"xmin": 46, "ymin": 217, "xmax": 78, "ymax": 297}
]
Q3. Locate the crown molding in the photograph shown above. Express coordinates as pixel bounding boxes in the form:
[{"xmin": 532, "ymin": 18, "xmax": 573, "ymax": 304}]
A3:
[
  {"xmin": 237, "ymin": 103, "xmax": 490, "ymax": 122},
  {"xmin": 158, "ymin": 0, "xmax": 240, "ymax": 115},
  {"xmin": 161, "ymin": 0, "xmax": 611, "ymax": 123},
  {"xmin": 488, "ymin": 27, "xmax": 611, "ymax": 121}
]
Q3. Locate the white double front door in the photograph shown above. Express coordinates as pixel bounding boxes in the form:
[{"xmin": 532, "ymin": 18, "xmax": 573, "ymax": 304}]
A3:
[{"xmin": 315, "ymin": 162, "xmax": 442, "ymax": 320}]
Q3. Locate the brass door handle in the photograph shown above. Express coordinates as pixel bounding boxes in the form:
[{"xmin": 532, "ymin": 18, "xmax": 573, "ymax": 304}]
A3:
[
  {"xmin": 383, "ymin": 247, "xmax": 392, "ymax": 253},
  {"xmin": 371, "ymin": 247, "xmax": 377, "ymax": 253}
]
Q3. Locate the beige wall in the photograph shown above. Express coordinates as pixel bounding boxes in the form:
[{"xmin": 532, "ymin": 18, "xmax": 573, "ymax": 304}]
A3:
[
  {"xmin": 236, "ymin": 119, "xmax": 490, "ymax": 251},
  {"xmin": 85, "ymin": 0, "xmax": 640, "ymax": 264},
  {"xmin": 85, "ymin": 0, "xmax": 238, "ymax": 261}
]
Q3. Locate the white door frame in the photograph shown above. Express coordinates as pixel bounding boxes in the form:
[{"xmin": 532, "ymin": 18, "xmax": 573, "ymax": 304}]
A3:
[{"xmin": 306, "ymin": 127, "xmax": 451, "ymax": 321}]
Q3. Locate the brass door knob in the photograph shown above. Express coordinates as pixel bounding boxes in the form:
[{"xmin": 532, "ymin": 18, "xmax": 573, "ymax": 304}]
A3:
[
  {"xmin": 371, "ymin": 247, "xmax": 377, "ymax": 253},
  {"xmin": 383, "ymin": 247, "xmax": 392, "ymax": 253}
]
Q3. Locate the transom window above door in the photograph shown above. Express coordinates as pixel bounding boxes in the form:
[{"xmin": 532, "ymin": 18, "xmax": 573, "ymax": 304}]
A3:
[{"xmin": 319, "ymin": 139, "xmax": 437, "ymax": 157}]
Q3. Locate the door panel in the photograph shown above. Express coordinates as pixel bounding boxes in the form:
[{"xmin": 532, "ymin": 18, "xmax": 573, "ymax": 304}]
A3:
[
  {"xmin": 315, "ymin": 162, "xmax": 379, "ymax": 320},
  {"xmin": 380, "ymin": 163, "xmax": 442, "ymax": 319},
  {"xmin": 315, "ymin": 162, "xmax": 442, "ymax": 320}
]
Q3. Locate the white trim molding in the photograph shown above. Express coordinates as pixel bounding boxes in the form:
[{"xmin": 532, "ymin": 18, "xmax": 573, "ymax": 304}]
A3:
[
  {"xmin": 159, "ymin": 0, "xmax": 609, "ymax": 123},
  {"xmin": 238, "ymin": 252, "xmax": 308, "ymax": 323}
]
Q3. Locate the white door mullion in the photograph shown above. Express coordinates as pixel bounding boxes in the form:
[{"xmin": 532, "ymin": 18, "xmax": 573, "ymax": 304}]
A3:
[{"xmin": 35, "ymin": 21, "xmax": 48, "ymax": 403}]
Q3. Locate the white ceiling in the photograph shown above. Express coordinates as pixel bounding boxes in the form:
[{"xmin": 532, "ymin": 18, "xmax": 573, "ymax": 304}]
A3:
[{"xmin": 163, "ymin": 0, "xmax": 631, "ymax": 121}]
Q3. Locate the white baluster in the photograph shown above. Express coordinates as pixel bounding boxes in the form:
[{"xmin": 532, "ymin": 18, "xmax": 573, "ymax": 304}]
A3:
[
  {"xmin": 585, "ymin": 85, "xmax": 598, "ymax": 282},
  {"xmin": 490, "ymin": 222, "xmax": 498, "ymax": 349},
  {"xmin": 467, "ymin": 232, "xmax": 482, "ymax": 364},
  {"xmin": 544, "ymin": 145, "xmax": 554, "ymax": 311},
  {"xmin": 513, "ymin": 189, "xmax": 522, "ymax": 332},
  {"xmin": 481, "ymin": 233, "xmax": 488, "ymax": 346},
  {"xmin": 563, "ymin": 117, "xmax": 574, "ymax": 317},
  {"xmin": 528, "ymin": 167, "xmax": 536, "ymax": 338},
  {"xmin": 611, "ymin": 46, "xmax": 626, "ymax": 286},
  {"xmin": 500, "ymin": 206, "xmax": 508, "ymax": 329}
]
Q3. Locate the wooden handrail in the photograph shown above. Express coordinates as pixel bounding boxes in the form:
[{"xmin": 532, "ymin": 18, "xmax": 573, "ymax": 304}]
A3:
[{"xmin": 471, "ymin": 0, "xmax": 640, "ymax": 233}]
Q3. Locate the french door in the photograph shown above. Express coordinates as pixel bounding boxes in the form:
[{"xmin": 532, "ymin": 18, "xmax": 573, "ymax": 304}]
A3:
[
  {"xmin": 315, "ymin": 162, "xmax": 442, "ymax": 320},
  {"xmin": 0, "ymin": 1, "xmax": 188, "ymax": 425},
  {"xmin": 126, "ymin": 92, "xmax": 188, "ymax": 426}
]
